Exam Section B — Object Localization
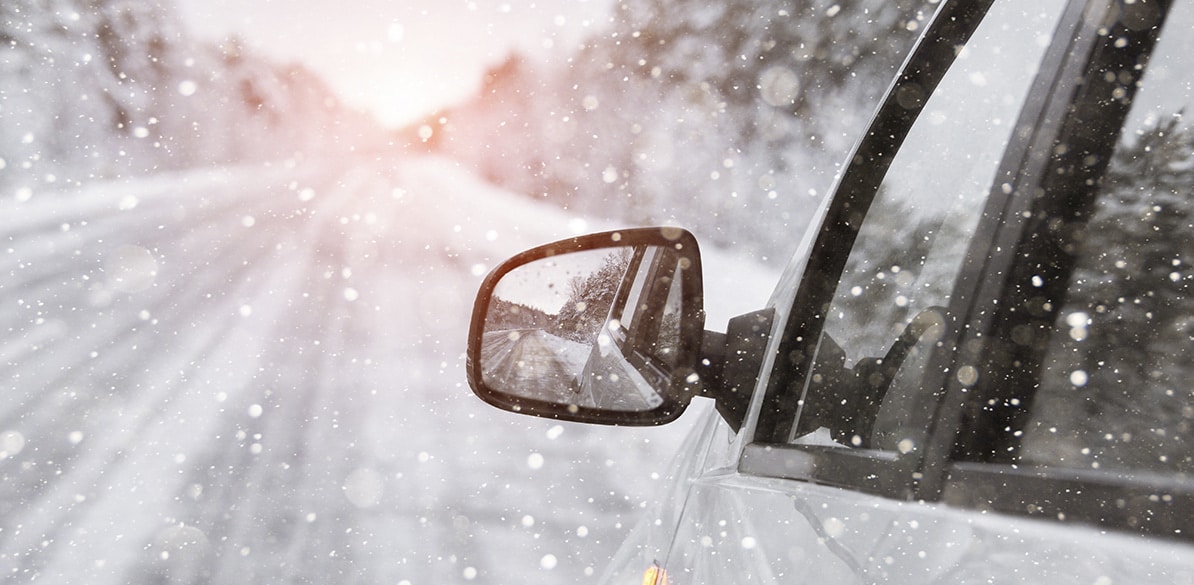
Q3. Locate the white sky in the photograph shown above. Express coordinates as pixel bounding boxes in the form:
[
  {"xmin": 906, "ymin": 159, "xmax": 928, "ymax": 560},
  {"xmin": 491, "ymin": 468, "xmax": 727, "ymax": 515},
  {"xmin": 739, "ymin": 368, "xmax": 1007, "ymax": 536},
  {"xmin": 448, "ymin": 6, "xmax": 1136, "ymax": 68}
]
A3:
[
  {"xmin": 493, "ymin": 248, "xmax": 616, "ymax": 315},
  {"xmin": 176, "ymin": 0, "xmax": 615, "ymax": 127}
]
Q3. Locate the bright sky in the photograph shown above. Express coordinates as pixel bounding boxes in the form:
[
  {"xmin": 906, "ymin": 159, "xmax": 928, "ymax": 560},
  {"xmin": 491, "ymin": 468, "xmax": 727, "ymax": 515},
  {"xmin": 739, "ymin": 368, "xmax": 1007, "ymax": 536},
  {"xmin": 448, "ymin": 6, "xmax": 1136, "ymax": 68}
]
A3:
[{"xmin": 176, "ymin": 0, "xmax": 615, "ymax": 128}]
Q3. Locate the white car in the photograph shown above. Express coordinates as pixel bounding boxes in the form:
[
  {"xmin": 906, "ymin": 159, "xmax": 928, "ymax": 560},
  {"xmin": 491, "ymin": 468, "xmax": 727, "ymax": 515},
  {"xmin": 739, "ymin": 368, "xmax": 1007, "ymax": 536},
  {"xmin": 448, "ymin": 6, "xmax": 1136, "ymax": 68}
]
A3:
[{"xmin": 468, "ymin": 0, "xmax": 1194, "ymax": 582}]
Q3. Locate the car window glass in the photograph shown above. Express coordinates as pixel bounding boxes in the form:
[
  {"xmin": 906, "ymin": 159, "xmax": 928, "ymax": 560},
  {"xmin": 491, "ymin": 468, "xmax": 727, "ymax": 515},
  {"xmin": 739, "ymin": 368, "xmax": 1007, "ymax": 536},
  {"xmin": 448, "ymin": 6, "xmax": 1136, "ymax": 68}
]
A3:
[
  {"xmin": 619, "ymin": 248, "xmax": 684, "ymax": 368},
  {"xmin": 617, "ymin": 247, "xmax": 655, "ymax": 335},
  {"xmin": 1021, "ymin": 2, "xmax": 1194, "ymax": 474},
  {"xmin": 646, "ymin": 260, "xmax": 683, "ymax": 368},
  {"xmin": 788, "ymin": 0, "xmax": 1067, "ymax": 450}
]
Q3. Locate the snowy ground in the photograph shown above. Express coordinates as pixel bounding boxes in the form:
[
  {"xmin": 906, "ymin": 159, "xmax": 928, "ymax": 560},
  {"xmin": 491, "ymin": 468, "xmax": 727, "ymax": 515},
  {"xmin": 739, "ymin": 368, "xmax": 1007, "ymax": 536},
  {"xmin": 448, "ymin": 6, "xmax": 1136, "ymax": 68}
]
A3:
[{"xmin": 0, "ymin": 154, "xmax": 780, "ymax": 584}]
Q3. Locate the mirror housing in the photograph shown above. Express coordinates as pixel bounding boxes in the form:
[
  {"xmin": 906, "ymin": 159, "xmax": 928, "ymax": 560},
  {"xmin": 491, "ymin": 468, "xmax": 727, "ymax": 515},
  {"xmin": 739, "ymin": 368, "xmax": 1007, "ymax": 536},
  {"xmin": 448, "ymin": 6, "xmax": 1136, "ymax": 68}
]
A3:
[{"xmin": 467, "ymin": 227, "xmax": 704, "ymax": 425}]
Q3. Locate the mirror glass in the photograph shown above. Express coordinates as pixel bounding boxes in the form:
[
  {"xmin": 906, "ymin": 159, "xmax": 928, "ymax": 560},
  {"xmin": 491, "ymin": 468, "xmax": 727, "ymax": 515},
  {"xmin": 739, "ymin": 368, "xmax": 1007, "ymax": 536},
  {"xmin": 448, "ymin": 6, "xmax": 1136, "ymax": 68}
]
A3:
[{"xmin": 479, "ymin": 245, "xmax": 685, "ymax": 412}]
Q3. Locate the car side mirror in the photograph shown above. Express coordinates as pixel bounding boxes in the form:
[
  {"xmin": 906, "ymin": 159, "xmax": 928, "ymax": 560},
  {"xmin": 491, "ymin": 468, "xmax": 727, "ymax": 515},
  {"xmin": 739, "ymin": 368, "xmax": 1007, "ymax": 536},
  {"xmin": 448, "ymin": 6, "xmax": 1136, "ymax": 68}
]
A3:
[{"xmin": 467, "ymin": 227, "xmax": 705, "ymax": 425}]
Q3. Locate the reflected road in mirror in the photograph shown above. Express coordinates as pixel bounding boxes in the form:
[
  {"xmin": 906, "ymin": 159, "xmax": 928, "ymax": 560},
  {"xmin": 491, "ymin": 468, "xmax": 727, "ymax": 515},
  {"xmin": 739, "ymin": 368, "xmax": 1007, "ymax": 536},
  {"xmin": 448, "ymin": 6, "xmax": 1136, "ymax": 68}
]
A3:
[{"xmin": 479, "ymin": 328, "xmax": 589, "ymax": 404}]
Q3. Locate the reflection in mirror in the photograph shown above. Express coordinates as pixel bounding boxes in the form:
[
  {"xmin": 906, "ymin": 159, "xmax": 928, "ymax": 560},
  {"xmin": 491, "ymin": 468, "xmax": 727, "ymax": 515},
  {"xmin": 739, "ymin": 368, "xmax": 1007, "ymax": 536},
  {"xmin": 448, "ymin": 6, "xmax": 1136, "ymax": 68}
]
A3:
[{"xmin": 479, "ymin": 245, "xmax": 682, "ymax": 412}]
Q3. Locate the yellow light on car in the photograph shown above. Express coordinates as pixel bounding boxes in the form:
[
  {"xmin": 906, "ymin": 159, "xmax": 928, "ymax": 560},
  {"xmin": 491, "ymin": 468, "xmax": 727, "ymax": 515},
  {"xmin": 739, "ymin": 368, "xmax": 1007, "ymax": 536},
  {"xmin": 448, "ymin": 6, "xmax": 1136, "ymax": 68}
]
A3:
[{"xmin": 643, "ymin": 562, "xmax": 668, "ymax": 585}]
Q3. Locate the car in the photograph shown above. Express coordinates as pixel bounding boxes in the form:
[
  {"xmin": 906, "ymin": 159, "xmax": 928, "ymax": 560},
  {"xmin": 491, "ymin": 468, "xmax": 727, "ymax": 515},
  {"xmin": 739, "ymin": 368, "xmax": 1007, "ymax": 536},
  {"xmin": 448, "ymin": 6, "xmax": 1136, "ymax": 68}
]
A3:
[{"xmin": 467, "ymin": 0, "xmax": 1194, "ymax": 582}]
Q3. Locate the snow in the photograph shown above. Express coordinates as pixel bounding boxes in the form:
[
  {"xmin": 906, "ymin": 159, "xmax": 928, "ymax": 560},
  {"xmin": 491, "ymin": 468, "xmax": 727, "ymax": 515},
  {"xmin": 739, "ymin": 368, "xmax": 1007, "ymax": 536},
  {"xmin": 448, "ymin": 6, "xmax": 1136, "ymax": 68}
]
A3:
[
  {"xmin": 0, "ymin": 153, "xmax": 778, "ymax": 583},
  {"xmin": 0, "ymin": 0, "xmax": 379, "ymax": 197}
]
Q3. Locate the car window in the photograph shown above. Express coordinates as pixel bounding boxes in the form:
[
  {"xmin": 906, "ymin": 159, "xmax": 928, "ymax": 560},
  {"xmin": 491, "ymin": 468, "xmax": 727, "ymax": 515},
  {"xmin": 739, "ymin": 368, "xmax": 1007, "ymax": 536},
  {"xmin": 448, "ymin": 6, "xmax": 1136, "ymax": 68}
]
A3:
[
  {"xmin": 614, "ymin": 247, "xmax": 653, "ymax": 341},
  {"xmin": 1020, "ymin": 1, "xmax": 1194, "ymax": 475},
  {"xmin": 646, "ymin": 264, "xmax": 684, "ymax": 368},
  {"xmin": 787, "ymin": 0, "xmax": 1068, "ymax": 451},
  {"xmin": 618, "ymin": 248, "xmax": 684, "ymax": 369}
]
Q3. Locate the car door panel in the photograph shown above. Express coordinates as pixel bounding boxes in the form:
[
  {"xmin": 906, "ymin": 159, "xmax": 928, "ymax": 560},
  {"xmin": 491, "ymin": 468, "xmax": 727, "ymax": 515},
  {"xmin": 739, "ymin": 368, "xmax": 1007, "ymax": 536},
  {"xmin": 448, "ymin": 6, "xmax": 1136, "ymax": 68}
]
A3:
[{"xmin": 662, "ymin": 473, "xmax": 1194, "ymax": 584}]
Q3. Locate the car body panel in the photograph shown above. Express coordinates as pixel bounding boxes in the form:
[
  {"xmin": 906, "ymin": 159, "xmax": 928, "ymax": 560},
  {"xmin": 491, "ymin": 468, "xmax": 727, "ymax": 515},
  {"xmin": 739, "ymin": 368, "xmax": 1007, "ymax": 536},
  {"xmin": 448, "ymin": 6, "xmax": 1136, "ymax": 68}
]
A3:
[{"xmin": 658, "ymin": 470, "xmax": 1194, "ymax": 585}]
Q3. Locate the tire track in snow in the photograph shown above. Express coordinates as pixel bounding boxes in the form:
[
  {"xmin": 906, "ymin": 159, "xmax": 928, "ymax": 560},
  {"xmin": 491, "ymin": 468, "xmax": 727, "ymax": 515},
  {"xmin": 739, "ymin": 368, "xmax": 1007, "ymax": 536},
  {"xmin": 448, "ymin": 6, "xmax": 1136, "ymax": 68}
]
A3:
[
  {"xmin": 0, "ymin": 165, "xmax": 363, "ymax": 582},
  {"xmin": 0, "ymin": 171, "xmax": 335, "ymax": 448},
  {"xmin": 1, "ymin": 155, "xmax": 702, "ymax": 585},
  {"xmin": 158, "ymin": 169, "xmax": 396, "ymax": 585}
]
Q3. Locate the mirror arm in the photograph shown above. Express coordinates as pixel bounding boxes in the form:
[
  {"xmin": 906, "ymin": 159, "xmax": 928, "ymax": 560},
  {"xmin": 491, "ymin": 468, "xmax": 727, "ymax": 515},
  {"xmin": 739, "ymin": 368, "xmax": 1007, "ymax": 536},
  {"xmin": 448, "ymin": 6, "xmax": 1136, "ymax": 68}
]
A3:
[
  {"xmin": 695, "ymin": 329, "xmax": 727, "ymax": 400},
  {"xmin": 697, "ymin": 308, "xmax": 776, "ymax": 433}
]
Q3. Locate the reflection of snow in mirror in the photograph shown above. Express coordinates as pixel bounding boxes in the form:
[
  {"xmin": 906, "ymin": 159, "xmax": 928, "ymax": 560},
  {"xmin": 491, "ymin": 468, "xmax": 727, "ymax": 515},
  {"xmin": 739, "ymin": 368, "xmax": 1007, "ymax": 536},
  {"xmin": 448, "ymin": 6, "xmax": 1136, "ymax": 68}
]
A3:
[{"xmin": 479, "ymin": 328, "xmax": 592, "ymax": 403}]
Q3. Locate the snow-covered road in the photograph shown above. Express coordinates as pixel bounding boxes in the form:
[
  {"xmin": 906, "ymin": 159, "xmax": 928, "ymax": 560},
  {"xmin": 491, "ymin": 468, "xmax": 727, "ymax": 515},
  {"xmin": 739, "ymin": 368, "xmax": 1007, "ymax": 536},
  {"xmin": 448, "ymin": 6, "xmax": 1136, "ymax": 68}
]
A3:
[{"xmin": 1, "ymin": 154, "xmax": 780, "ymax": 584}]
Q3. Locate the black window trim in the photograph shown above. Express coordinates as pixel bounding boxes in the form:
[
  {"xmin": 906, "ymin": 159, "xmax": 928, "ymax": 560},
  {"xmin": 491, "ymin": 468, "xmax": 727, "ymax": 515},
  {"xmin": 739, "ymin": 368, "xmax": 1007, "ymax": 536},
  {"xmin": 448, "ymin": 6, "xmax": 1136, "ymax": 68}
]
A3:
[
  {"xmin": 742, "ymin": 443, "xmax": 915, "ymax": 499},
  {"xmin": 945, "ymin": 462, "xmax": 1194, "ymax": 540}
]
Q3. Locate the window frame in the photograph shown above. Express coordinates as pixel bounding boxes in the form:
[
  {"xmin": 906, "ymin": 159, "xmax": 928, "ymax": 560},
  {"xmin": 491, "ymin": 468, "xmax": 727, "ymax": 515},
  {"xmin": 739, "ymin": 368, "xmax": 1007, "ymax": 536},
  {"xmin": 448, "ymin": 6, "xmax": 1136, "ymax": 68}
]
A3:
[{"xmin": 743, "ymin": 0, "xmax": 1003, "ymax": 499}]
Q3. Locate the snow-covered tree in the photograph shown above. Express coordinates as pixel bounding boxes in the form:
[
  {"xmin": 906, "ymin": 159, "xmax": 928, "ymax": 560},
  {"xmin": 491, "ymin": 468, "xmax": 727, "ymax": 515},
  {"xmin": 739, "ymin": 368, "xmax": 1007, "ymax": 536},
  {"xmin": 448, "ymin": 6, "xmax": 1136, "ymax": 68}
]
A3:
[
  {"xmin": 0, "ymin": 0, "xmax": 378, "ymax": 194},
  {"xmin": 553, "ymin": 248, "xmax": 633, "ymax": 343}
]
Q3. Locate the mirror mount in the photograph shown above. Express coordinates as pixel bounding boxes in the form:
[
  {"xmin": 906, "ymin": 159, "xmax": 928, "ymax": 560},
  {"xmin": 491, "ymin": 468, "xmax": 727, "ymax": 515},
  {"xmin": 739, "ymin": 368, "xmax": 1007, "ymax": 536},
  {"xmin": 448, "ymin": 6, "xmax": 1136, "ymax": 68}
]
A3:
[{"xmin": 696, "ymin": 308, "xmax": 776, "ymax": 433}]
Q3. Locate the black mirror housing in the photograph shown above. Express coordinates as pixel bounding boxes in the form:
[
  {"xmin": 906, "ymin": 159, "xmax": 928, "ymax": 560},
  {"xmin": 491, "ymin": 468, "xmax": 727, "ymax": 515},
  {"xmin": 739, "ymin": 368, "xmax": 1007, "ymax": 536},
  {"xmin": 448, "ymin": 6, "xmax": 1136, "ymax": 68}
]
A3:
[{"xmin": 466, "ymin": 227, "xmax": 705, "ymax": 425}]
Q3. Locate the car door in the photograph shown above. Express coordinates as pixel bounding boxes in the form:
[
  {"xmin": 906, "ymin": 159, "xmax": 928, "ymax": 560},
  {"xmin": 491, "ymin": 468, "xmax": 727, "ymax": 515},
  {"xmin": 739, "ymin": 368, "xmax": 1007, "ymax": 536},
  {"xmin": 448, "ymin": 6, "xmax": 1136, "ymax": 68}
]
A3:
[{"xmin": 631, "ymin": 0, "xmax": 1194, "ymax": 583}]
